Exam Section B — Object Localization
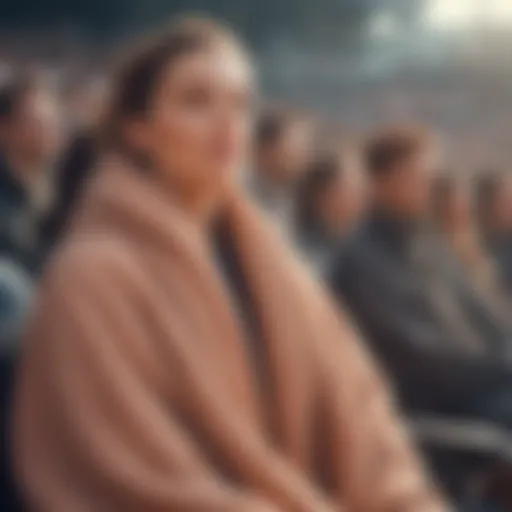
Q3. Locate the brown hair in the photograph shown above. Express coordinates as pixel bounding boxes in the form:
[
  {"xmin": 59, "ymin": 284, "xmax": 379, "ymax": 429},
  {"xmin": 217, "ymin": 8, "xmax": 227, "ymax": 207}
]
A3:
[
  {"xmin": 365, "ymin": 125, "xmax": 433, "ymax": 178},
  {"xmin": 102, "ymin": 16, "xmax": 246, "ymax": 151}
]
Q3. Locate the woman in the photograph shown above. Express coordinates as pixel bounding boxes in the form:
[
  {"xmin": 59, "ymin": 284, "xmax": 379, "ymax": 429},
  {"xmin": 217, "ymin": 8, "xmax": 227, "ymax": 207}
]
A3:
[
  {"xmin": 12, "ymin": 18, "xmax": 447, "ymax": 511},
  {"xmin": 295, "ymin": 146, "xmax": 366, "ymax": 274}
]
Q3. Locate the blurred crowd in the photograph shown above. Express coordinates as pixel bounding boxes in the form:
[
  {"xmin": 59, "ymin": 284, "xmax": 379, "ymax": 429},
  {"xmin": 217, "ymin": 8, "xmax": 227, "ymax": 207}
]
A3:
[{"xmin": 2, "ymin": 43, "xmax": 512, "ymax": 510}]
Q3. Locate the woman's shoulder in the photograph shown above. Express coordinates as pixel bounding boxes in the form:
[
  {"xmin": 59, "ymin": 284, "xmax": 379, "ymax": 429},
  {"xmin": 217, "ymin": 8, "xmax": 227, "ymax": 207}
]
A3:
[{"xmin": 43, "ymin": 232, "xmax": 143, "ymax": 299}]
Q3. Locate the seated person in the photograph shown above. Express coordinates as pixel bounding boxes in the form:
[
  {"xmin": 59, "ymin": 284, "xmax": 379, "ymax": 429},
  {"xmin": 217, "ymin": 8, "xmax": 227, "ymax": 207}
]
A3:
[
  {"xmin": 433, "ymin": 173, "xmax": 511, "ymax": 321},
  {"xmin": 328, "ymin": 126, "xmax": 512, "ymax": 426},
  {"xmin": 248, "ymin": 107, "xmax": 314, "ymax": 237},
  {"xmin": 477, "ymin": 171, "xmax": 512, "ymax": 297},
  {"xmin": 0, "ymin": 74, "xmax": 63, "ymax": 276},
  {"xmin": 433, "ymin": 173, "xmax": 497, "ymax": 292},
  {"xmin": 294, "ymin": 145, "xmax": 366, "ymax": 274}
]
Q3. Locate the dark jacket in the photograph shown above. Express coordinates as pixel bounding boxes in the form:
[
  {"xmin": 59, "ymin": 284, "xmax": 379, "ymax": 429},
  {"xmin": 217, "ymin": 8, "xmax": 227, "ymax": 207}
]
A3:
[
  {"xmin": 296, "ymin": 226, "xmax": 340, "ymax": 276},
  {"xmin": 328, "ymin": 213, "xmax": 512, "ymax": 412},
  {"xmin": 0, "ymin": 155, "xmax": 42, "ymax": 275}
]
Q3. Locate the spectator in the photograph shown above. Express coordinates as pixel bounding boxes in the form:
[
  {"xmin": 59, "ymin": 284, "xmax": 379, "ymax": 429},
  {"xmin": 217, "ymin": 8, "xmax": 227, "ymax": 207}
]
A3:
[
  {"xmin": 12, "ymin": 18, "xmax": 446, "ymax": 512},
  {"xmin": 0, "ymin": 74, "xmax": 63, "ymax": 275},
  {"xmin": 433, "ymin": 173, "xmax": 500, "ymax": 298},
  {"xmin": 295, "ymin": 146, "xmax": 366, "ymax": 274},
  {"xmin": 328, "ymin": 126, "xmax": 512, "ymax": 421},
  {"xmin": 477, "ymin": 172, "xmax": 512, "ymax": 296},
  {"xmin": 249, "ymin": 107, "xmax": 314, "ymax": 237}
]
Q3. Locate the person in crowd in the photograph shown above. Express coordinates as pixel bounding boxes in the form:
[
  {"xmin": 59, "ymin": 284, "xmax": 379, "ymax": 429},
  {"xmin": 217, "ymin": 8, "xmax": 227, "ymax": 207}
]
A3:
[
  {"xmin": 295, "ymin": 145, "xmax": 366, "ymax": 274},
  {"xmin": 249, "ymin": 106, "xmax": 314, "ymax": 237},
  {"xmin": 328, "ymin": 126, "xmax": 512, "ymax": 423},
  {"xmin": 0, "ymin": 74, "xmax": 63, "ymax": 275},
  {"xmin": 12, "ymin": 18, "xmax": 447, "ymax": 512},
  {"xmin": 477, "ymin": 172, "xmax": 512, "ymax": 296},
  {"xmin": 432, "ymin": 173, "xmax": 502, "ymax": 298},
  {"xmin": 0, "ymin": 75, "xmax": 60, "ymax": 512}
]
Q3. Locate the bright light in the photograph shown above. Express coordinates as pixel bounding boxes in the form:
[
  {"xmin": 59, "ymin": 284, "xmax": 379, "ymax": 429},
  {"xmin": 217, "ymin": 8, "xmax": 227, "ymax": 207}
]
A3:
[
  {"xmin": 424, "ymin": 0, "xmax": 479, "ymax": 30},
  {"xmin": 424, "ymin": 0, "xmax": 512, "ymax": 30},
  {"xmin": 488, "ymin": 0, "xmax": 512, "ymax": 27}
]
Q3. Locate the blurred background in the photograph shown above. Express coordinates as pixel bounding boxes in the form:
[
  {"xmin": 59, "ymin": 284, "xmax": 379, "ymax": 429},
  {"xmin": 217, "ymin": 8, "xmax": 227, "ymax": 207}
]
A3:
[{"xmin": 2, "ymin": 0, "xmax": 512, "ymax": 168}]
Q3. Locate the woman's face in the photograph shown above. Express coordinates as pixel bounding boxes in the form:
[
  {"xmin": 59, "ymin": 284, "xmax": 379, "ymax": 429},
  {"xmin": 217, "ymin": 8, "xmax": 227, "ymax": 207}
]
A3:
[
  {"xmin": 10, "ymin": 89, "xmax": 63, "ymax": 167},
  {"xmin": 133, "ymin": 45, "xmax": 253, "ymax": 193}
]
